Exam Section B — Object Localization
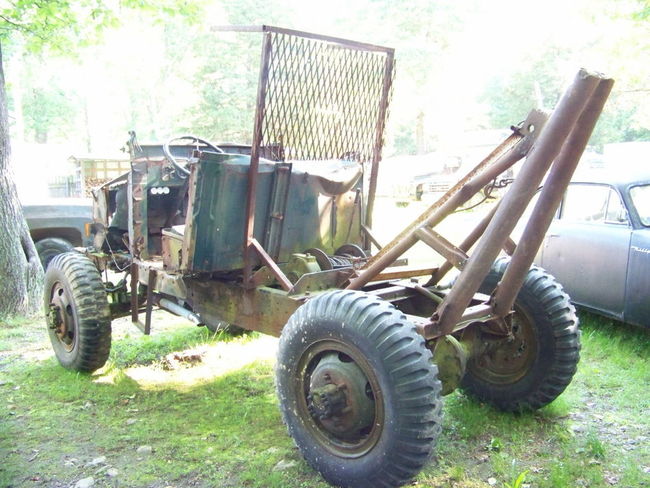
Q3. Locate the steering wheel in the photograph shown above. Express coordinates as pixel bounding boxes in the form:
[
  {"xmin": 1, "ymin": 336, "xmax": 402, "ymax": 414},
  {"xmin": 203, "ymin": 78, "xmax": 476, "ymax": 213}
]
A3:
[{"xmin": 162, "ymin": 135, "xmax": 225, "ymax": 177}]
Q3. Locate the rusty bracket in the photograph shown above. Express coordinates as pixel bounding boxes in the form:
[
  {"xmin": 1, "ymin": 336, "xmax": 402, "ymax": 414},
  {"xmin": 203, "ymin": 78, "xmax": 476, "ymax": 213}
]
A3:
[
  {"xmin": 425, "ymin": 70, "xmax": 614, "ymax": 339},
  {"xmin": 415, "ymin": 227, "xmax": 468, "ymax": 270},
  {"xmin": 249, "ymin": 238, "xmax": 293, "ymax": 291},
  {"xmin": 347, "ymin": 109, "xmax": 546, "ymax": 291},
  {"xmin": 361, "ymin": 224, "xmax": 383, "ymax": 251},
  {"xmin": 131, "ymin": 264, "xmax": 155, "ymax": 335}
]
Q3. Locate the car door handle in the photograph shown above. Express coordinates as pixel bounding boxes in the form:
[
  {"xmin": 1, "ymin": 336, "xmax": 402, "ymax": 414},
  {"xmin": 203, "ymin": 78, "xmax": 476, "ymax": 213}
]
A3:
[{"xmin": 547, "ymin": 234, "xmax": 559, "ymax": 238}]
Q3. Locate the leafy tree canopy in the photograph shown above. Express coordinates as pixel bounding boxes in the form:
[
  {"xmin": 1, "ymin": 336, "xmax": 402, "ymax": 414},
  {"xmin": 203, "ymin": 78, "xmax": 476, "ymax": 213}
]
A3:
[{"xmin": 0, "ymin": 0, "xmax": 201, "ymax": 52}]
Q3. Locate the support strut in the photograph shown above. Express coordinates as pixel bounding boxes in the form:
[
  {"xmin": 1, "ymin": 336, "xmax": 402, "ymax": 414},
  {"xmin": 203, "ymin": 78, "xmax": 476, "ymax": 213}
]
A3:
[{"xmin": 425, "ymin": 69, "xmax": 613, "ymax": 338}]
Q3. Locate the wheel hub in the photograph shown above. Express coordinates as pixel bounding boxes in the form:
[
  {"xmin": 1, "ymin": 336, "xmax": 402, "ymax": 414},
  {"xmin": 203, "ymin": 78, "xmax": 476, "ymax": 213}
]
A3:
[
  {"xmin": 307, "ymin": 353, "xmax": 375, "ymax": 440},
  {"xmin": 473, "ymin": 310, "xmax": 536, "ymax": 384},
  {"xmin": 307, "ymin": 383, "xmax": 347, "ymax": 420},
  {"xmin": 49, "ymin": 283, "xmax": 76, "ymax": 352}
]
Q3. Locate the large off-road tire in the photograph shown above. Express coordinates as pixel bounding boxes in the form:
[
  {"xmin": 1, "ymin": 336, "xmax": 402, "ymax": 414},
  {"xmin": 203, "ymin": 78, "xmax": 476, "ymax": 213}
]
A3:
[
  {"xmin": 461, "ymin": 258, "xmax": 580, "ymax": 411},
  {"xmin": 276, "ymin": 290, "xmax": 443, "ymax": 488},
  {"xmin": 35, "ymin": 237, "xmax": 75, "ymax": 269},
  {"xmin": 44, "ymin": 252, "xmax": 112, "ymax": 372}
]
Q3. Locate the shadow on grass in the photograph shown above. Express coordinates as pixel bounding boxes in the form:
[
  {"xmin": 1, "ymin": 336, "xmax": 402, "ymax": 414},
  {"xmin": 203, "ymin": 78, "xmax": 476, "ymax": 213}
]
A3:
[
  {"xmin": 0, "ymin": 350, "xmax": 328, "ymax": 488},
  {"xmin": 1, "ymin": 313, "xmax": 647, "ymax": 488},
  {"xmin": 109, "ymin": 325, "xmax": 254, "ymax": 369}
]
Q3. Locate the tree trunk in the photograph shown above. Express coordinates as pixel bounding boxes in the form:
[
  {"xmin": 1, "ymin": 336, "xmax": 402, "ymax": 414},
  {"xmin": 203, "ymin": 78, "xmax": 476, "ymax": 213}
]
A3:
[{"xmin": 0, "ymin": 41, "xmax": 44, "ymax": 318}]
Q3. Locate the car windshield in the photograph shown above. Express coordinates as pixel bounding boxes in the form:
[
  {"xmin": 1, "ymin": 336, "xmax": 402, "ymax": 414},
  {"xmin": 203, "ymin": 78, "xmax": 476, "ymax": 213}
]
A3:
[{"xmin": 630, "ymin": 184, "xmax": 650, "ymax": 226}]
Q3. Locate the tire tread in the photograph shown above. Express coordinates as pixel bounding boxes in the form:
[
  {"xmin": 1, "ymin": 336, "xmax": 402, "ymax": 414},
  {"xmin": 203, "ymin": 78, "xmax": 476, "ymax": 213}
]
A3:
[
  {"xmin": 45, "ymin": 253, "xmax": 111, "ymax": 372},
  {"xmin": 462, "ymin": 258, "xmax": 580, "ymax": 411},
  {"xmin": 276, "ymin": 290, "xmax": 442, "ymax": 488}
]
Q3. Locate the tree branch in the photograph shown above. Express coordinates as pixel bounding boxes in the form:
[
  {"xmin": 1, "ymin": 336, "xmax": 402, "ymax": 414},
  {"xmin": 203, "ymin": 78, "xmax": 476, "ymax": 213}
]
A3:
[{"xmin": 0, "ymin": 14, "xmax": 28, "ymax": 30}]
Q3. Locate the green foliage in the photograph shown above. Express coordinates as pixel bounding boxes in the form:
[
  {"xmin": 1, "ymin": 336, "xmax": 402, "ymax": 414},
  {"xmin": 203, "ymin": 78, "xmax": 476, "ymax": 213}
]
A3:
[
  {"xmin": 504, "ymin": 470, "xmax": 528, "ymax": 488},
  {"xmin": 22, "ymin": 81, "xmax": 77, "ymax": 143},
  {"xmin": 479, "ymin": 1, "xmax": 650, "ymax": 148},
  {"xmin": 589, "ymin": 92, "xmax": 650, "ymax": 149},
  {"xmin": 480, "ymin": 45, "xmax": 569, "ymax": 128},
  {"xmin": 0, "ymin": 1, "xmax": 118, "ymax": 52},
  {"xmin": 0, "ymin": 0, "xmax": 202, "ymax": 53},
  {"xmin": 109, "ymin": 324, "xmax": 249, "ymax": 369},
  {"xmin": 181, "ymin": 32, "xmax": 259, "ymax": 142},
  {"xmin": 585, "ymin": 431, "xmax": 606, "ymax": 459},
  {"xmin": 487, "ymin": 436, "xmax": 503, "ymax": 452},
  {"xmin": 632, "ymin": 0, "xmax": 650, "ymax": 19},
  {"xmin": 392, "ymin": 124, "xmax": 418, "ymax": 155},
  {"xmin": 4, "ymin": 0, "xmax": 648, "ymax": 156}
]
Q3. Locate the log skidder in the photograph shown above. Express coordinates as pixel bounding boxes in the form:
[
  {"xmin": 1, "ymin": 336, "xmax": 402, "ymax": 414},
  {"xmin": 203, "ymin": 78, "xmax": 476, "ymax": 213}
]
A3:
[{"xmin": 41, "ymin": 25, "xmax": 612, "ymax": 488}]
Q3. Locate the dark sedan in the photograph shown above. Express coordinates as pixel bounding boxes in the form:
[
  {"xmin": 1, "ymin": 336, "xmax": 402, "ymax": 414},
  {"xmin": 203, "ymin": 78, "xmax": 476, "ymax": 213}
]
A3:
[{"xmin": 533, "ymin": 167, "xmax": 649, "ymax": 327}]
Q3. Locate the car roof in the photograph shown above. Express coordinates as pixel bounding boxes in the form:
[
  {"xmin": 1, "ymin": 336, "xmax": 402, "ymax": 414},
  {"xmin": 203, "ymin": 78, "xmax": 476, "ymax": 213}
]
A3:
[{"xmin": 570, "ymin": 164, "xmax": 650, "ymax": 188}]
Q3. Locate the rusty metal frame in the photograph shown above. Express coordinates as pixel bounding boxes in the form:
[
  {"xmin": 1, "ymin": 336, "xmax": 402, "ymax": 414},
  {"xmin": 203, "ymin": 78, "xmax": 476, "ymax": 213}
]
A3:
[
  {"xmin": 346, "ymin": 113, "xmax": 541, "ymax": 291},
  {"xmin": 366, "ymin": 52, "xmax": 395, "ymax": 234},
  {"xmin": 345, "ymin": 70, "xmax": 612, "ymax": 340},
  {"xmin": 425, "ymin": 71, "xmax": 612, "ymax": 338},
  {"xmin": 218, "ymin": 26, "xmax": 395, "ymax": 287},
  {"xmin": 489, "ymin": 77, "xmax": 615, "ymax": 317},
  {"xmin": 243, "ymin": 30, "xmax": 274, "ymax": 287}
]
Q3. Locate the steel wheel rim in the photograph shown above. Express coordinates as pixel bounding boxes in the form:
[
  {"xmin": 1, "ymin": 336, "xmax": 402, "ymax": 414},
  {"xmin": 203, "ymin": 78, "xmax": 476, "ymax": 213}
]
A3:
[
  {"xmin": 471, "ymin": 305, "xmax": 538, "ymax": 385},
  {"xmin": 49, "ymin": 281, "xmax": 78, "ymax": 353},
  {"xmin": 294, "ymin": 339, "xmax": 384, "ymax": 458}
]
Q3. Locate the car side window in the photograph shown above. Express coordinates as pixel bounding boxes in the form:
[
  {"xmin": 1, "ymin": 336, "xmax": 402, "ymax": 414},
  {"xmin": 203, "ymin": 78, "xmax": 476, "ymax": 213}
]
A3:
[
  {"xmin": 604, "ymin": 188, "xmax": 628, "ymax": 224},
  {"xmin": 562, "ymin": 184, "xmax": 610, "ymax": 222},
  {"xmin": 561, "ymin": 184, "xmax": 628, "ymax": 225}
]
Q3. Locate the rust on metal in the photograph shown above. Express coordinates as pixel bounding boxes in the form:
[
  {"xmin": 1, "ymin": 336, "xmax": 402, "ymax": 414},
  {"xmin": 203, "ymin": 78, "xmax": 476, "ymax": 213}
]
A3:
[
  {"xmin": 362, "ymin": 130, "xmax": 525, "ymax": 267},
  {"xmin": 346, "ymin": 114, "xmax": 542, "ymax": 292},
  {"xmin": 491, "ymin": 75, "xmax": 615, "ymax": 316},
  {"xmin": 373, "ymin": 267, "xmax": 438, "ymax": 281},
  {"xmin": 361, "ymin": 224, "xmax": 383, "ymax": 250},
  {"xmin": 365, "ymin": 53, "xmax": 395, "ymax": 234},
  {"xmin": 243, "ymin": 31, "xmax": 273, "ymax": 287},
  {"xmin": 415, "ymin": 227, "xmax": 468, "ymax": 270},
  {"xmin": 250, "ymin": 238, "xmax": 294, "ymax": 291},
  {"xmin": 235, "ymin": 26, "xmax": 395, "ymax": 286},
  {"xmin": 130, "ymin": 262, "xmax": 139, "ymax": 324},
  {"xmin": 143, "ymin": 268, "xmax": 155, "ymax": 335},
  {"xmin": 428, "ymin": 202, "xmax": 502, "ymax": 285},
  {"xmin": 51, "ymin": 31, "xmax": 617, "ymax": 482},
  {"xmin": 84, "ymin": 22, "xmax": 612, "ymax": 416},
  {"xmin": 213, "ymin": 25, "xmax": 396, "ymax": 54},
  {"xmin": 426, "ymin": 69, "xmax": 611, "ymax": 338}
]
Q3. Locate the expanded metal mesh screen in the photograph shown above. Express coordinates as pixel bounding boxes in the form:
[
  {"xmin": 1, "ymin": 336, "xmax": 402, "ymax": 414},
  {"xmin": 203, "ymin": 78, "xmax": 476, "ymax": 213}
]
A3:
[{"xmin": 258, "ymin": 30, "xmax": 394, "ymax": 163}]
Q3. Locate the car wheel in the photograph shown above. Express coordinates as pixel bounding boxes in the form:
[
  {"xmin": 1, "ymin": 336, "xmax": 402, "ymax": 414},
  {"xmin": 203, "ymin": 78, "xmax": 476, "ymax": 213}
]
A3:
[
  {"xmin": 461, "ymin": 258, "xmax": 581, "ymax": 411},
  {"xmin": 44, "ymin": 252, "xmax": 112, "ymax": 372},
  {"xmin": 276, "ymin": 290, "xmax": 443, "ymax": 488},
  {"xmin": 35, "ymin": 237, "xmax": 75, "ymax": 269}
]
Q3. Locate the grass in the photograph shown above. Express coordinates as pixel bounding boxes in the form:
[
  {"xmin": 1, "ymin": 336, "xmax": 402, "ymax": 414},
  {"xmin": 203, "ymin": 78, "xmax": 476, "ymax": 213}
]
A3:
[{"xmin": 0, "ymin": 310, "xmax": 648, "ymax": 488}]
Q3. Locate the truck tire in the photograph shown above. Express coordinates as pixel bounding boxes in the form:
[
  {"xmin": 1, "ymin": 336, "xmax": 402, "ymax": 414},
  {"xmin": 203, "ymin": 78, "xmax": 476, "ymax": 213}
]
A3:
[
  {"xmin": 35, "ymin": 237, "xmax": 75, "ymax": 269},
  {"xmin": 276, "ymin": 290, "xmax": 443, "ymax": 488},
  {"xmin": 461, "ymin": 258, "xmax": 580, "ymax": 411},
  {"xmin": 44, "ymin": 252, "xmax": 112, "ymax": 372}
]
